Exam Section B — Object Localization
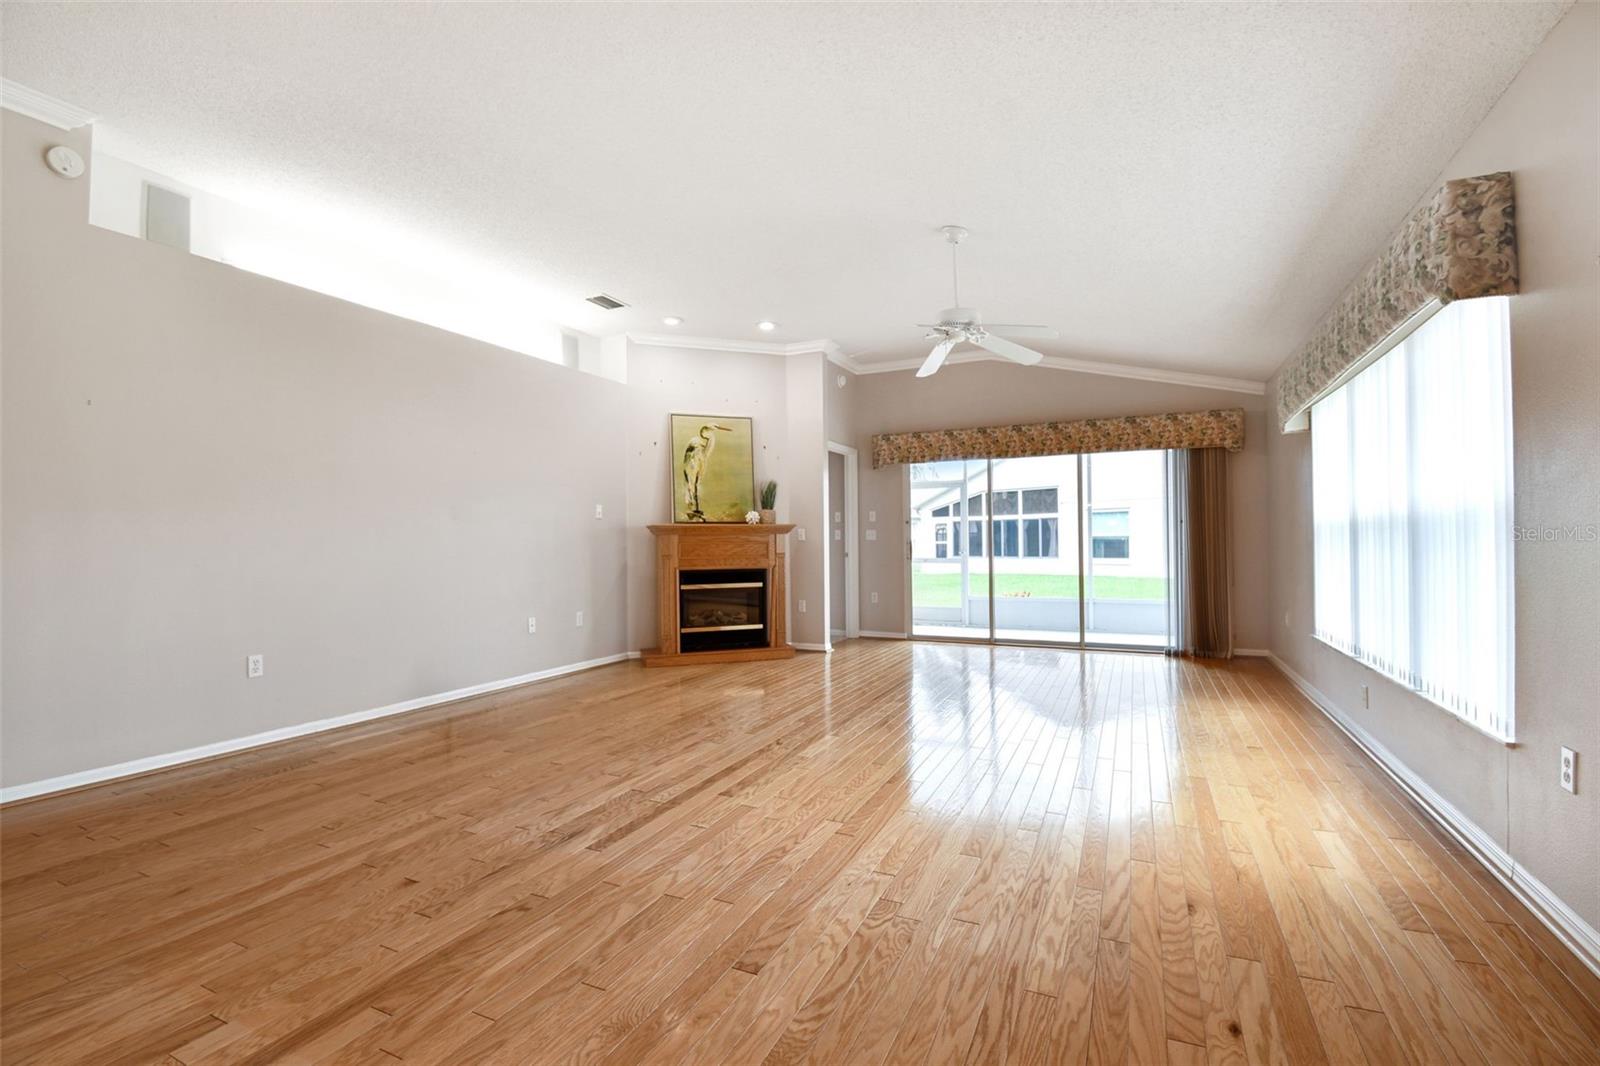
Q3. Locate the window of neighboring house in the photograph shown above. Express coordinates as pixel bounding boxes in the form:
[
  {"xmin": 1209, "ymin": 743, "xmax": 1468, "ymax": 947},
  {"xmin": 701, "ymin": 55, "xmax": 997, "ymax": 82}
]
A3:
[
  {"xmin": 1090, "ymin": 509, "xmax": 1130, "ymax": 559},
  {"xmin": 1311, "ymin": 295, "xmax": 1514, "ymax": 740},
  {"xmin": 983, "ymin": 487, "xmax": 1061, "ymax": 558}
]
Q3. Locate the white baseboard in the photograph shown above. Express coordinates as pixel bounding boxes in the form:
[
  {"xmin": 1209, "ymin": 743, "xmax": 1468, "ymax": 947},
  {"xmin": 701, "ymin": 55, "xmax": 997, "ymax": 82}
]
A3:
[
  {"xmin": 1266, "ymin": 652, "xmax": 1600, "ymax": 978},
  {"xmin": 859, "ymin": 630, "xmax": 908, "ymax": 639},
  {"xmin": 1234, "ymin": 647, "xmax": 1271, "ymax": 657},
  {"xmin": 792, "ymin": 642, "xmax": 829, "ymax": 652},
  {"xmin": 0, "ymin": 652, "xmax": 638, "ymax": 805}
]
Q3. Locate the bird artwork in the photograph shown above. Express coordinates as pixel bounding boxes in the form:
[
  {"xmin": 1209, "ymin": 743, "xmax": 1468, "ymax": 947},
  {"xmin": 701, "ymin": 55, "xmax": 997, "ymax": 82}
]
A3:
[
  {"xmin": 670, "ymin": 415, "xmax": 755, "ymax": 523},
  {"xmin": 680, "ymin": 423, "xmax": 730, "ymax": 521}
]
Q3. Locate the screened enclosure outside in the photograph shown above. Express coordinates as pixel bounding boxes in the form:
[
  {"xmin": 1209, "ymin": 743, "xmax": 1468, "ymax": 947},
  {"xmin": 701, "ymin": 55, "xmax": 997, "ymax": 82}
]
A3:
[{"xmin": 908, "ymin": 451, "xmax": 1170, "ymax": 646}]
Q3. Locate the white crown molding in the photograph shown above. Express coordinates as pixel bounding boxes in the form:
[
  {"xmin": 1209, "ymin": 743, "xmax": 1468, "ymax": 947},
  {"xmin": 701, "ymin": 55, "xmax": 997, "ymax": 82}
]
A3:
[
  {"xmin": 1266, "ymin": 652, "xmax": 1600, "ymax": 979},
  {"xmin": 626, "ymin": 333, "xmax": 844, "ymax": 362},
  {"xmin": 1, "ymin": 79, "xmax": 98, "ymax": 130},
  {"xmin": 0, "ymin": 652, "xmax": 637, "ymax": 805},
  {"xmin": 626, "ymin": 333, "xmax": 1263, "ymax": 394},
  {"xmin": 847, "ymin": 350, "xmax": 1266, "ymax": 394}
]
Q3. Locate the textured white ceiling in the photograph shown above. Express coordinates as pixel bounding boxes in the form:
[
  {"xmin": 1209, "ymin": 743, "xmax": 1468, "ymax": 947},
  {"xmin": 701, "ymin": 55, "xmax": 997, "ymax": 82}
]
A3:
[{"xmin": 1, "ymin": 2, "xmax": 1569, "ymax": 379}]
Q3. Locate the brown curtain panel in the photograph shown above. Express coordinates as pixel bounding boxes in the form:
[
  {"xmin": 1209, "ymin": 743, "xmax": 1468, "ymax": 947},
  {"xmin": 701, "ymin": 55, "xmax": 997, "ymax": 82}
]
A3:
[{"xmin": 1174, "ymin": 448, "xmax": 1233, "ymax": 658}]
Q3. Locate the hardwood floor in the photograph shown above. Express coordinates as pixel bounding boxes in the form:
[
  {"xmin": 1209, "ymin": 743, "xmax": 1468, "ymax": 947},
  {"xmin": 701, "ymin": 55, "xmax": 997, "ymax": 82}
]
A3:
[{"xmin": 3, "ymin": 641, "xmax": 1598, "ymax": 1064}]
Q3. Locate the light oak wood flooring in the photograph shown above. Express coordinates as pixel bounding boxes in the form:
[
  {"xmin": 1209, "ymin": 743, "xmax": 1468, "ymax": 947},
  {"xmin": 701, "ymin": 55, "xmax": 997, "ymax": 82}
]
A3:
[{"xmin": 3, "ymin": 641, "xmax": 1598, "ymax": 1064}]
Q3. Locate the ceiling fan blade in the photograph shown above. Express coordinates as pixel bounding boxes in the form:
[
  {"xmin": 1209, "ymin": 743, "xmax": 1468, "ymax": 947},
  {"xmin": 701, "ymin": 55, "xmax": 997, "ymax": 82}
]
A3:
[
  {"xmin": 983, "ymin": 324, "xmax": 1059, "ymax": 339},
  {"xmin": 916, "ymin": 336, "xmax": 962, "ymax": 378},
  {"xmin": 973, "ymin": 333, "xmax": 1044, "ymax": 366}
]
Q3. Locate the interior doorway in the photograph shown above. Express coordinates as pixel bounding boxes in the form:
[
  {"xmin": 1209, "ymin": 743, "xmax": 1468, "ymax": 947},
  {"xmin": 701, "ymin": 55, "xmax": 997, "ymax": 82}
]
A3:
[{"xmin": 825, "ymin": 442, "xmax": 860, "ymax": 649}]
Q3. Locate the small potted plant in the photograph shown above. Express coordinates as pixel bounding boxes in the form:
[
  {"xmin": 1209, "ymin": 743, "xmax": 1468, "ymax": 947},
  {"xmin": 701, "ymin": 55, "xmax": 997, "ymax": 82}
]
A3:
[{"xmin": 758, "ymin": 480, "xmax": 778, "ymax": 523}]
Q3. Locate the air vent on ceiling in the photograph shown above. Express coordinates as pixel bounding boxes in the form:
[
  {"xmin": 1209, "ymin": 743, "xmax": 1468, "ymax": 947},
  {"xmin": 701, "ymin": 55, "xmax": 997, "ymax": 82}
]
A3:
[{"xmin": 586, "ymin": 293, "xmax": 627, "ymax": 310}]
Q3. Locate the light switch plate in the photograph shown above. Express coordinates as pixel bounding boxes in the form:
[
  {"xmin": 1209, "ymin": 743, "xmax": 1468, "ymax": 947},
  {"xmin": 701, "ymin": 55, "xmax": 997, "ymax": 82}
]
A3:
[{"xmin": 868, "ymin": 510, "xmax": 876, "ymax": 522}]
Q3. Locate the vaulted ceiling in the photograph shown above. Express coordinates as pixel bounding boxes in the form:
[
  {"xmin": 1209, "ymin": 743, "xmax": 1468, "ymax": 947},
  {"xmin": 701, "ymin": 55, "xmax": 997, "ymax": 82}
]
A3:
[{"xmin": 2, "ymin": 1, "xmax": 1570, "ymax": 379}]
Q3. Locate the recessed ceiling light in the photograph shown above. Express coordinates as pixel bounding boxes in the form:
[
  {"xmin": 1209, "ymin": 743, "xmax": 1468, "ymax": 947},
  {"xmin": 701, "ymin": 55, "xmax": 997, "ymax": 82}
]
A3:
[
  {"xmin": 662, "ymin": 315, "xmax": 684, "ymax": 326},
  {"xmin": 757, "ymin": 321, "xmax": 778, "ymax": 332}
]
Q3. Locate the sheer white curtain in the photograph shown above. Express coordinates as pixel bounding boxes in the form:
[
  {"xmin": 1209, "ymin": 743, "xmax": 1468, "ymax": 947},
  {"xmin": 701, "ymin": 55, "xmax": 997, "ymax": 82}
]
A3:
[{"xmin": 1311, "ymin": 295, "xmax": 1514, "ymax": 739}]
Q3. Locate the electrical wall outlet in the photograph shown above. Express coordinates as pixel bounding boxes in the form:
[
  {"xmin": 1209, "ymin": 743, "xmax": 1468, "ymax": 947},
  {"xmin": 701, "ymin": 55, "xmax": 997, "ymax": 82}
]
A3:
[
  {"xmin": 865, "ymin": 529, "xmax": 877, "ymax": 541},
  {"xmin": 796, "ymin": 527, "xmax": 806, "ymax": 541},
  {"xmin": 1560, "ymin": 747, "xmax": 1577, "ymax": 794},
  {"xmin": 833, "ymin": 529, "xmax": 842, "ymax": 541},
  {"xmin": 834, "ymin": 511, "xmax": 842, "ymax": 523},
  {"xmin": 798, "ymin": 599, "xmax": 807, "ymax": 613},
  {"xmin": 246, "ymin": 654, "xmax": 264, "ymax": 679},
  {"xmin": 528, "ymin": 616, "xmax": 537, "ymax": 634},
  {"xmin": 1360, "ymin": 684, "xmax": 1369, "ymax": 708},
  {"xmin": 575, "ymin": 610, "xmax": 584, "ymax": 628},
  {"xmin": 870, "ymin": 591, "xmax": 879, "ymax": 604},
  {"xmin": 594, "ymin": 503, "xmax": 604, "ymax": 520}
]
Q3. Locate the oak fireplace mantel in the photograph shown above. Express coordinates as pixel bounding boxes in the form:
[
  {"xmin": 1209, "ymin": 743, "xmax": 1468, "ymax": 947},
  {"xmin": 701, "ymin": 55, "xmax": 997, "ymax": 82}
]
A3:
[{"xmin": 640, "ymin": 523, "xmax": 796, "ymax": 667}]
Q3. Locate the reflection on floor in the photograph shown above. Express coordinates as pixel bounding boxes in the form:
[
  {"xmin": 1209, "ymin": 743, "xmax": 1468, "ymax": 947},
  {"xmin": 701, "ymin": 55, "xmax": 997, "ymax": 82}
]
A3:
[
  {"xmin": 913, "ymin": 622, "xmax": 1167, "ymax": 647},
  {"xmin": 3, "ymin": 640, "xmax": 1597, "ymax": 1063}
]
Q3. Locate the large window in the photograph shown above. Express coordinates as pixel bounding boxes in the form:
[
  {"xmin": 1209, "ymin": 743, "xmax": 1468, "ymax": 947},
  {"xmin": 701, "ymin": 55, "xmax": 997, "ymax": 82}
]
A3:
[{"xmin": 1311, "ymin": 296, "xmax": 1514, "ymax": 739}]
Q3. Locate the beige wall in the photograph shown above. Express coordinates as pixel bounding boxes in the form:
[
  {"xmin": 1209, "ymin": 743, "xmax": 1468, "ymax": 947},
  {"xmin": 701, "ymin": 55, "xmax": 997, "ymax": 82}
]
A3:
[
  {"xmin": 1266, "ymin": 3, "xmax": 1599, "ymax": 931},
  {"xmin": 829, "ymin": 362, "xmax": 1271, "ymax": 646},
  {"xmin": 2, "ymin": 112, "xmax": 631, "ymax": 789}
]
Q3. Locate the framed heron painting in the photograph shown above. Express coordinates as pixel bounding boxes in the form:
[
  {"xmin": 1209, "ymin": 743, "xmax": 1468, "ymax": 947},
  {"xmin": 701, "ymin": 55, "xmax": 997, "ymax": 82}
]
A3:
[{"xmin": 670, "ymin": 414, "xmax": 755, "ymax": 523}]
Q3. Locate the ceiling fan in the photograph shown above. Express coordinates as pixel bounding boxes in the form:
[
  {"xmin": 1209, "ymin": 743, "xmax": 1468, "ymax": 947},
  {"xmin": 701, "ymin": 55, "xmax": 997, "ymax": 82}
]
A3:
[{"xmin": 915, "ymin": 225, "xmax": 1058, "ymax": 378}]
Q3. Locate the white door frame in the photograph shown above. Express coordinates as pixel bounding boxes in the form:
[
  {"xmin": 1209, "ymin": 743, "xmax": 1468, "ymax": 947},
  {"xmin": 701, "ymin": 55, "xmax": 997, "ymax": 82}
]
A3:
[{"xmin": 825, "ymin": 441, "xmax": 861, "ymax": 648}]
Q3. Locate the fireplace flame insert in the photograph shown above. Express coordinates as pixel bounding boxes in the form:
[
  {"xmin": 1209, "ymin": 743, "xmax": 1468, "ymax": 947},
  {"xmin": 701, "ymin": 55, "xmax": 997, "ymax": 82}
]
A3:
[{"xmin": 679, "ymin": 568, "xmax": 768, "ymax": 652}]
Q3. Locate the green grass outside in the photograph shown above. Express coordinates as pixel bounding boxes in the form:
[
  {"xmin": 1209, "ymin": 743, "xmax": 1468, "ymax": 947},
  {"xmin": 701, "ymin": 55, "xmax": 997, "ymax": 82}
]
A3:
[{"xmin": 912, "ymin": 570, "xmax": 1167, "ymax": 608}]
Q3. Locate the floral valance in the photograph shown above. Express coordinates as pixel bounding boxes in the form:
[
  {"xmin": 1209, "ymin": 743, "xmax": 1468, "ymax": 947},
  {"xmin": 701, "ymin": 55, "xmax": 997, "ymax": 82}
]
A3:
[
  {"xmin": 1277, "ymin": 171, "xmax": 1517, "ymax": 430},
  {"xmin": 871, "ymin": 408, "xmax": 1244, "ymax": 468}
]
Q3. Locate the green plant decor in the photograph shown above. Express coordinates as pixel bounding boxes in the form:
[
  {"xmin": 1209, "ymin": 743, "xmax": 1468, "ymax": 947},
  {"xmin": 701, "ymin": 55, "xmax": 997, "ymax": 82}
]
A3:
[{"xmin": 759, "ymin": 480, "xmax": 779, "ymax": 509}]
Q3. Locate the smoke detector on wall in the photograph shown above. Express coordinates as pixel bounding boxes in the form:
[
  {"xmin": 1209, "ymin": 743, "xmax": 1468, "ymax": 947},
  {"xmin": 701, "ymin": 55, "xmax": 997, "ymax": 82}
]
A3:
[{"xmin": 44, "ymin": 145, "xmax": 84, "ymax": 179}]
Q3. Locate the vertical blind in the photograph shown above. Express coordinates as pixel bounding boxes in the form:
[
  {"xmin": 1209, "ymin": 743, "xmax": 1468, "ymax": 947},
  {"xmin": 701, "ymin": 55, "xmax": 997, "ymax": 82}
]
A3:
[{"xmin": 1311, "ymin": 295, "xmax": 1514, "ymax": 739}]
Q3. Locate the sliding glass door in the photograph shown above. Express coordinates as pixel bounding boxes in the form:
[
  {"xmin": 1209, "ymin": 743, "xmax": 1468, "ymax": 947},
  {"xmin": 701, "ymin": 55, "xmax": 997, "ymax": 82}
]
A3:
[
  {"xmin": 909, "ymin": 460, "xmax": 989, "ymax": 639},
  {"xmin": 1083, "ymin": 450, "xmax": 1170, "ymax": 647},
  {"xmin": 909, "ymin": 450, "xmax": 1169, "ymax": 649}
]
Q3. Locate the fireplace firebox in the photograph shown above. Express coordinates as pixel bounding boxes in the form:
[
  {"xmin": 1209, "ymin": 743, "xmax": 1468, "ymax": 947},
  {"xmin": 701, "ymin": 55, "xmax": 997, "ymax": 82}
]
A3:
[{"xmin": 679, "ymin": 569, "xmax": 767, "ymax": 652}]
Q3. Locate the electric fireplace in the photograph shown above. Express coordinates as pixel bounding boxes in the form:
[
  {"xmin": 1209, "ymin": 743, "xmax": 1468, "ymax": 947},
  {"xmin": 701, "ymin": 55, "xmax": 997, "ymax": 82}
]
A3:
[
  {"xmin": 679, "ymin": 569, "xmax": 767, "ymax": 652},
  {"xmin": 642, "ymin": 523, "xmax": 795, "ymax": 666}
]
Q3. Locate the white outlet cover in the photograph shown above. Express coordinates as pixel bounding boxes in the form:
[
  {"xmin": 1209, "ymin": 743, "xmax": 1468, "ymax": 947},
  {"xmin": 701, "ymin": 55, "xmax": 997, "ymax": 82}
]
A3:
[
  {"xmin": 528, "ymin": 616, "xmax": 537, "ymax": 634},
  {"xmin": 1560, "ymin": 747, "xmax": 1577, "ymax": 794},
  {"xmin": 870, "ymin": 592, "xmax": 879, "ymax": 604},
  {"xmin": 796, "ymin": 528, "xmax": 806, "ymax": 541},
  {"xmin": 246, "ymin": 654, "xmax": 264, "ymax": 678},
  {"xmin": 575, "ymin": 610, "xmax": 584, "ymax": 627},
  {"xmin": 594, "ymin": 504, "xmax": 604, "ymax": 519},
  {"xmin": 798, "ymin": 599, "xmax": 807, "ymax": 613},
  {"xmin": 834, "ymin": 529, "xmax": 842, "ymax": 540},
  {"xmin": 865, "ymin": 530, "xmax": 877, "ymax": 541},
  {"xmin": 868, "ymin": 510, "xmax": 876, "ymax": 522}
]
